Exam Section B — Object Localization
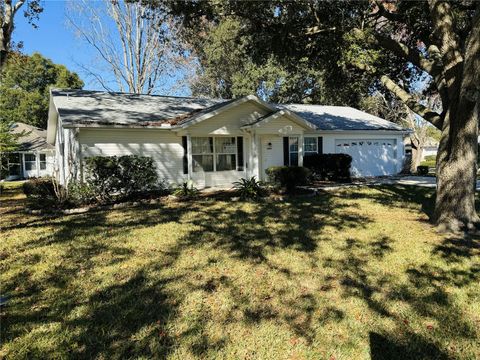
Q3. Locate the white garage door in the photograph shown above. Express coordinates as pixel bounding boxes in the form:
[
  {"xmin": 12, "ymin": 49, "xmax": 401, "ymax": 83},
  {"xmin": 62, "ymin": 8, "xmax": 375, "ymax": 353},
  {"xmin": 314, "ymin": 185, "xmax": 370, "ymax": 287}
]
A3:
[{"xmin": 335, "ymin": 139, "xmax": 397, "ymax": 177}]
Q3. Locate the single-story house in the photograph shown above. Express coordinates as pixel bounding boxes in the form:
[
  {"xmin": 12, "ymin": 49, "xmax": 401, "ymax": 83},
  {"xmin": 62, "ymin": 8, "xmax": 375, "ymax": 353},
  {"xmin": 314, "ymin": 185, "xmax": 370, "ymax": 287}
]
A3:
[
  {"xmin": 46, "ymin": 89, "xmax": 409, "ymax": 188},
  {"xmin": 2, "ymin": 122, "xmax": 54, "ymax": 181},
  {"xmin": 421, "ymin": 137, "xmax": 439, "ymax": 160}
]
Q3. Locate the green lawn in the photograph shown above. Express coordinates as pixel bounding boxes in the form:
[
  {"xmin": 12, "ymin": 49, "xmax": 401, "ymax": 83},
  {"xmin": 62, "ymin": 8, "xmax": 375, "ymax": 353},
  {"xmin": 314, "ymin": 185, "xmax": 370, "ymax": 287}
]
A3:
[{"xmin": 1, "ymin": 182, "xmax": 479, "ymax": 359}]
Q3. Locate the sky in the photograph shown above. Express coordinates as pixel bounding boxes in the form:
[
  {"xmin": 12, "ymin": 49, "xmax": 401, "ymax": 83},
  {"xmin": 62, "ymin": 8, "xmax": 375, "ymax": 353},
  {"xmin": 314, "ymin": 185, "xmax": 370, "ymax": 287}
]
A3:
[{"xmin": 12, "ymin": 0, "xmax": 191, "ymax": 96}]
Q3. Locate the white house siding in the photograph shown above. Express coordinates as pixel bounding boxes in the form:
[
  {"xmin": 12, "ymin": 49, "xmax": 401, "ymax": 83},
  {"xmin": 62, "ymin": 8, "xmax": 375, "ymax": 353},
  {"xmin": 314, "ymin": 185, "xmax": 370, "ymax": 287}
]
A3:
[
  {"xmin": 187, "ymin": 101, "xmax": 266, "ymax": 186},
  {"xmin": 254, "ymin": 117, "xmax": 306, "ymax": 136},
  {"xmin": 79, "ymin": 128, "xmax": 186, "ymax": 185},
  {"xmin": 187, "ymin": 100, "xmax": 268, "ymax": 135},
  {"xmin": 309, "ymin": 132, "xmax": 405, "ymax": 176}
]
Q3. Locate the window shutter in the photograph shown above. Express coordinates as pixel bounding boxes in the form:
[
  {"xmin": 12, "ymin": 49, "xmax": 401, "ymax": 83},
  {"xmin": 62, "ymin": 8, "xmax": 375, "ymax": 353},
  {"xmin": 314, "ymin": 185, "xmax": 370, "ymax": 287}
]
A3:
[
  {"xmin": 182, "ymin": 136, "xmax": 188, "ymax": 174},
  {"xmin": 318, "ymin": 136, "xmax": 323, "ymax": 155},
  {"xmin": 283, "ymin": 137, "xmax": 289, "ymax": 166},
  {"xmin": 237, "ymin": 136, "xmax": 244, "ymax": 171}
]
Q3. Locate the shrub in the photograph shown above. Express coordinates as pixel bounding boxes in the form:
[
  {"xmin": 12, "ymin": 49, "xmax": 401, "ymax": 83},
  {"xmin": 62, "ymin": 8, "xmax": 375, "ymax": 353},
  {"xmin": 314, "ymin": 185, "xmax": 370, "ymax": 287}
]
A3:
[
  {"xmin": 84, "ymin": 155, "xmax": 159, "ymax": 202},
  {"xmin": 233, "ymin": 177, "xmax": 265, "ymax": 200},
  {"xmin": 23, "ymin": 177, "xmax": 58, "ymax": 208},
  {"xmin": 303, "ymin": 153, "xmax": 352, "ymax": 182},
  {"xmin": 67, "ymin": 181, "xmax": 97, "ymax": 207},
  {"xmin": 265, "ymin": 166, "xmax": 310, "ymax": 193},
  {"xmin": 417, "ymin": 165, "xmax": 429, "ymax": 175},
  {"xmin": 173, "ymin": 180, "xmax": 199, "ymax": 199}
]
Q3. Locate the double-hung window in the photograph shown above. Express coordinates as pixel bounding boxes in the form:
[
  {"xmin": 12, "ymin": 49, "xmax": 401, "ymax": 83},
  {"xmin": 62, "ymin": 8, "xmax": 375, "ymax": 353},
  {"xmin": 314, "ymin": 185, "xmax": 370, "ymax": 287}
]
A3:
[
  {"xmin": 304, "ymin": 137, "xmax": 318, "ymax": 155},
  {"xmin": 24, "ymin": 153, "xmax": 36, "ymax": 171},
  {"xmin": 39, "ymin": 154, "xmax": 47, "ymax": 170},
  {"xmin": 289, "ymin": 137, "xmax": 299, "ymax": 166},
  {"xmin": 192, "ymin": 137, "xmax": 214, "ymax": 172},
  {"xmin": 191, "ymin": 136, "xmax": 241, "ymax": 172},
  {"xmin": 215, "ymin": 137, "xmax": 236, "ymax": 171}
]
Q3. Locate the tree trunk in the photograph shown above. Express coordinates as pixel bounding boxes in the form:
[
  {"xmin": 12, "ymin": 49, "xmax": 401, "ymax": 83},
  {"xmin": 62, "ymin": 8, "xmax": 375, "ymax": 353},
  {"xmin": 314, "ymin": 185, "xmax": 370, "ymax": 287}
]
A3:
[
  {"xmin": 434, "ymin": 105, "xmax": 479, "ymax": 232},
  {"xmin": 410, "ymin": 136, "xmax": 423, "ymax": 173}
]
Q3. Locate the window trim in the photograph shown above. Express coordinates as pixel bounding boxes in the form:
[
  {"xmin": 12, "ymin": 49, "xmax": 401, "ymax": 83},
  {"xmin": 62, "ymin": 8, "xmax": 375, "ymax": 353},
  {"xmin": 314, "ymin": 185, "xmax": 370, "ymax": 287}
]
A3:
[
  {"xmin": 303, "ymin": 136, "xmax": 318, "ymax": 155},
  {"xmin": 24, "ymin": 153, "xmax": 37, "ymax": 172},
  {"xmin": 191, "ymin": 136, "xmax": 243, "ymax": 173},
  {"xmin": 39, "ymin": 153, "xmax": 47, "ymax": 171},
  {"xmin": 289, "ymin": 137, "xmax": 299, "ymax": 166}
]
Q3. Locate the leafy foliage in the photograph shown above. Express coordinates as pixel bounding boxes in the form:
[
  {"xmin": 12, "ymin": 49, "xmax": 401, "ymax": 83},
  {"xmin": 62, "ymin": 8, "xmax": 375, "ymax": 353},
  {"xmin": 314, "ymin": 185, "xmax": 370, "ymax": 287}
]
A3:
[
  {"xmin": 232, "ymin": 176, "xmax": 265, "ymax": 200},
  {"xmin": 303, "ymin": 153, "xmax": 352, "ymax": 182},
  {"xmin": 265, "ymin": 166, "xmax": 310, "ymax": 193},
  {"xmin": 22, "ymin": 177, "xmax": 58, "ymax": 208},
  {"xmin": 84, "ymin": 155, "xmax": 160, "ymax": 202},
  {"xmin": 0, "ymin": 52, "xmax": 83, "ymax": 129},
  {"xmin": 173, "ymin": 180, "xmax": 199, "ymax": 199}
]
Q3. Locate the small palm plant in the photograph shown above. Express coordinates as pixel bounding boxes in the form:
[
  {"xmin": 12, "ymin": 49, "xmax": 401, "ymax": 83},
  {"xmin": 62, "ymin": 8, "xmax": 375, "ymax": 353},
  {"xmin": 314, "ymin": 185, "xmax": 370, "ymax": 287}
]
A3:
[
  {"xmin": 173, "ymin": 180, "xmax": 199, "ymax": 199},
  {"xmin": 232, "ymin": 176, "xmax": 265, "ymax": 200}
]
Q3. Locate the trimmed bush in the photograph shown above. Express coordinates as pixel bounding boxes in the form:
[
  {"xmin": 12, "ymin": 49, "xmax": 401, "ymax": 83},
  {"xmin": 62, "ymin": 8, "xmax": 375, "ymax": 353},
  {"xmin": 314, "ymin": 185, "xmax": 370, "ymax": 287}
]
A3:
[
  {"xmin": 68, "ymin": 181, "xmax": 97, "ymax": 207},
  {"xmin": 23, "ymin": 177, "xmax": 58, "ymax": 208},
  {"xmin": 417, "ymin": 165, "xmax": 429, "ymax": 175},
  {"xmin": 303, "ymin": 153, "xmax": 352, "ymax": 182},
  {"xmin": 84, "ymin": 155, "xmax": 160, "ymax": 202},
  {"xmin": 265, "ymin": 166, "xmax": 310, "ymax": 193}
]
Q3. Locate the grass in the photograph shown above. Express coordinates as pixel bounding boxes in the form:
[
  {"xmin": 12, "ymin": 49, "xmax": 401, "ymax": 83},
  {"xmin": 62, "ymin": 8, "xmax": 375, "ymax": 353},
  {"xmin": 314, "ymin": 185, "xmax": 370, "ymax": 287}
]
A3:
[{"xmin": 1, "ymin": 182, "xmax": 479, "ymax": 359}]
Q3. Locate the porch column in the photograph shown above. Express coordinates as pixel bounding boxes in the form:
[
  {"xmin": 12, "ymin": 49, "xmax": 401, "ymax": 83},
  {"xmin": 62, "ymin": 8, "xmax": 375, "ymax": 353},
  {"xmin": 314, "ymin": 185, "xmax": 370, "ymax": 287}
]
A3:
[
  {"xmin": 298, "ymin": 133, "xmax": 304, "ymax": 167},
  {"xmin": 250, "ymin": 131, "xmax": 260, "ymax": 179},
  {"xmin": 36, "ymin": 151, "xmax": 40, "ymax": 177},
  {"xmin": 21, "ymin": 153, "xmax": 26, "ymax": 178},
  {"xmin": 186, "ymin": 134, "xmax": 193, "ymax": 181}
]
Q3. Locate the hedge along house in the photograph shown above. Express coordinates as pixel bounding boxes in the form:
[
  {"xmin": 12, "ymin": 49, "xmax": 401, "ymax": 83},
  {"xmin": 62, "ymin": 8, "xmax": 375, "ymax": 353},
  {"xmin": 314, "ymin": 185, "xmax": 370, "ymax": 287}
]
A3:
[
  {"xmin": 2, "ymin": 123, "xmax": 54, "ymax": 181},
  {"xmin": 46, "ymin": 89, "xmax": 410, "ymax": 188}
]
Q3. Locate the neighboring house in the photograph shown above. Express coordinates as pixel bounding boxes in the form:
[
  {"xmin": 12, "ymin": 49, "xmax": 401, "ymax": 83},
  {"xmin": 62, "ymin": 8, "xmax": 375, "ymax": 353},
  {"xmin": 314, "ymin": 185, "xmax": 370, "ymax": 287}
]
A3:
[
  {"xmin": 2, "ymin": 123, "xmax": 54, "ymax": 180},
  {"xmin": 46, "ymin": 89, "xmax": 409, "ymax": 187},
  {"xmin": 421, "ymin": 137, "xmax": 439, "ymax": 160}
]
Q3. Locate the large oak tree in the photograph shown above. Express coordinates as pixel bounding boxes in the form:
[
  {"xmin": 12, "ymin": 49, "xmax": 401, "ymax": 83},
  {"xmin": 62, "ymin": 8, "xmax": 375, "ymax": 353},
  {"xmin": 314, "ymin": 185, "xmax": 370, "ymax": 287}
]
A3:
[{"xmin": 169, "ymin": 0, "xmax": 480, "ymax": 232}]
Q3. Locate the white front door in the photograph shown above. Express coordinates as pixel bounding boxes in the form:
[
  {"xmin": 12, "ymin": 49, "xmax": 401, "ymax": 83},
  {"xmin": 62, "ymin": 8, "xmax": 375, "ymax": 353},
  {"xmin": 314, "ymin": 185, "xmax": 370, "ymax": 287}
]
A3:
[
  {"xmin": 335, "ymin": 139, "xmax": 397, "ymax": 177},
  {"xmin": 261, "ymin": 136, "xmax": 283, "ymax": 180}
]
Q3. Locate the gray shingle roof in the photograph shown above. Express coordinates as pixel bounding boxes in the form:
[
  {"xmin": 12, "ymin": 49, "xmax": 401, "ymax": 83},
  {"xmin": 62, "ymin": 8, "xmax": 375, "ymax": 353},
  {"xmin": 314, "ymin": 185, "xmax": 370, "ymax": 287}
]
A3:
[
  {"xmin": 51, "ymin": 89, "xmax": 406, "ymax": 132},
  {"xmin": 277, "ymin": 104, "xmax": 404, "ymax": 131},
  {"xmin": 11, "ymin": 122, "xmax": 54, "ymax": 151},
  {"xmin": 51, "ymin": 89, "xmax": 226, "ymax": 127}
]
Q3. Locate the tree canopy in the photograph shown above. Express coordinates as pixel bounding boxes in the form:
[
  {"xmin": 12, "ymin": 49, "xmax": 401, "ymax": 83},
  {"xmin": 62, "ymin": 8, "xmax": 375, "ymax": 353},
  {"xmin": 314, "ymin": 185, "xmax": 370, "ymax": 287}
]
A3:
[
  {"xmin": 168, "ymin": 0, "xmax": 480, "ymax": 231},
  {"xmin": 0, "ymin": 52, "xmax": 83, "ymax": 129}
]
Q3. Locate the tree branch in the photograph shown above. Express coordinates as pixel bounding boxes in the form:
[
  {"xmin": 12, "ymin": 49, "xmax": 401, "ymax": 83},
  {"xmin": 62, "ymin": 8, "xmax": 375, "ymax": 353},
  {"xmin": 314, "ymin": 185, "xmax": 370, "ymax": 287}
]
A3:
[
  {"xmin": 379, "ymin": 74, "xmax": 443, "ymax": 129},
  {"xmin": 372, "ymin": 32, "xmax": 441, "ymax": 76},
  {"xmin": 305, "ymin": 26, "xmax": 336, "ymax": 36}
]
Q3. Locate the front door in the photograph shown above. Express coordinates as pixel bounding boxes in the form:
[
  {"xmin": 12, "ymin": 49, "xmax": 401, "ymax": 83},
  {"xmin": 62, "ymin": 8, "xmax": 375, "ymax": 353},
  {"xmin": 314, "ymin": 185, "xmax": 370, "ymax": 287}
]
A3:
[{"xmin": 261, "ymin": 136, "xmax": 283, "ymax": 180}]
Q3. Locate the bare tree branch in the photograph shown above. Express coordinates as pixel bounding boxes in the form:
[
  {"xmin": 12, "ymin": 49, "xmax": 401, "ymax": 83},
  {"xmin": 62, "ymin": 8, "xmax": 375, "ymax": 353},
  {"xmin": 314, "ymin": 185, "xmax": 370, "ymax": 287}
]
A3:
[{"xmin": 66, "ymin": 0, "xmax": 189, "ymax": 94}]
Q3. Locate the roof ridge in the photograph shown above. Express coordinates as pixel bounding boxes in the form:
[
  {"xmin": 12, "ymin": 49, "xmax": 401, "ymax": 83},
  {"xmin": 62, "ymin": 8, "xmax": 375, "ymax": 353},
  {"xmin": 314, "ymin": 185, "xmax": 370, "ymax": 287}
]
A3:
[{"xmin": 51, "ymin": 88, "xmax": 228, "ymax": 102}]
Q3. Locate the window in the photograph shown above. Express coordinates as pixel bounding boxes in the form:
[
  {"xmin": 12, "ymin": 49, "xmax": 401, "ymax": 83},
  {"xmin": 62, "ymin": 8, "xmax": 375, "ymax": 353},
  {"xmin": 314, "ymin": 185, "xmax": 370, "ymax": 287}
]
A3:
[
  {"xmin": 8, "ymin": 153, "xmax": 21, "ymax": 176},
  {"xmin": 304, "ymin": 137, "xmax": 318, "ymax": 154},
  {"xmin": 192, "ymin": 137, "xmax": 214, "ymax": 172},
  {"xmin": 24, "ymin": 153, "xmax": 36, "ymax": 171},
  {"xmin": 191, "ymin": 136, "xmax": 242, "ymax": 172},
  {"xmin": 216, "ymin": 137, "xmax": 236, "ymax": 171},
  {"xmin": 39, "ymin": 153, "xmax": 47, "ymax": 170},
  {"xmin": 289, "ymin": 137, "xmax": 298, "ymax": 166}
]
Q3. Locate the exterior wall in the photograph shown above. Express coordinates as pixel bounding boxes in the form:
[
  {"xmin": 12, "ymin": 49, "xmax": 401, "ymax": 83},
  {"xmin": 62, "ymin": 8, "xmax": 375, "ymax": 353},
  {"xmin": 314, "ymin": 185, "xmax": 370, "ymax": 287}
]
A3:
[
  {"xmin": 254, "ymin": 117, "xmax": 306, "ymax": 136},
  {"xmin": 307, "ymin": 132, "xmax": 405, "ymax": 174},
  {"xmin": 186, "ymin": 101, "xmax": 267, "ymax": 187},
  {"xmin": 79, "ymin": 128, "xmax": 186, "ymax": 185},
  {"xmin": 188, "ymin": 100, "xmax": 268, "ymax": 135}
]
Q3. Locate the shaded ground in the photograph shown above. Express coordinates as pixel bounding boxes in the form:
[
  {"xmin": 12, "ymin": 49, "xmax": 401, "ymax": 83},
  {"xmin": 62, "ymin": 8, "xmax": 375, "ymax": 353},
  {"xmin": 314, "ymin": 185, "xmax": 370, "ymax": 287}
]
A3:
[{"xmin": 1, "ymin": 182, "xmax": 479, "ymax": 359}]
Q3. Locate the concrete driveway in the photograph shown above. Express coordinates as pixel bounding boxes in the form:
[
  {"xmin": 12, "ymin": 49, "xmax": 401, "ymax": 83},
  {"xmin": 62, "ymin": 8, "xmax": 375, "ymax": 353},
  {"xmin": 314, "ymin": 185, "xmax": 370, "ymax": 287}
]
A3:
[{"xmin": 373, "ymin": 176, "xmax": 480, "ymax": 190}]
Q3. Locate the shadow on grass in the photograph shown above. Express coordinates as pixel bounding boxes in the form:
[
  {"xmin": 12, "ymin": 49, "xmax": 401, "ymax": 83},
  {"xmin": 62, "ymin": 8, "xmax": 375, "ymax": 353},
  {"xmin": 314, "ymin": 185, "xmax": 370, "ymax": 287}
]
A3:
[
  {"xmin": 2, "ymin": 185, "xmax": 480, "ymax": 358},
  {"xmin": 323, "ymin": 231, "xmax": 480, "ymax": 359}
]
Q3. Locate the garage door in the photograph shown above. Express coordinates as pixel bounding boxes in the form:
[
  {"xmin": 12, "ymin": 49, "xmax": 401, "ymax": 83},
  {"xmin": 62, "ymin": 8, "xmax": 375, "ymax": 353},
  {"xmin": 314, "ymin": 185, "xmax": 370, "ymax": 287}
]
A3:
[{"xmin": 335, "ymin": 139, "xmax": 397, "ymax": 177}]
